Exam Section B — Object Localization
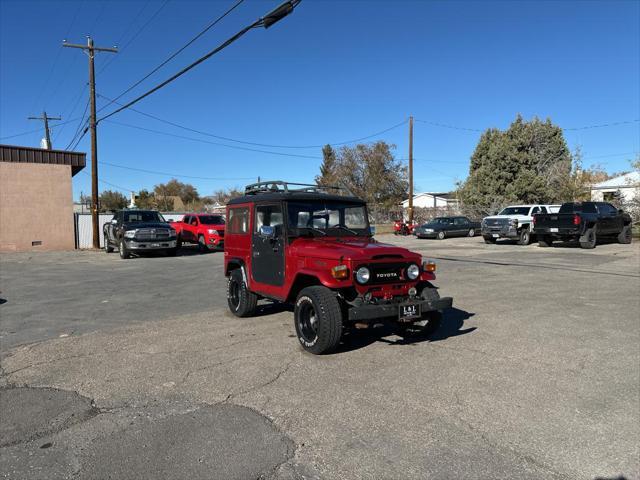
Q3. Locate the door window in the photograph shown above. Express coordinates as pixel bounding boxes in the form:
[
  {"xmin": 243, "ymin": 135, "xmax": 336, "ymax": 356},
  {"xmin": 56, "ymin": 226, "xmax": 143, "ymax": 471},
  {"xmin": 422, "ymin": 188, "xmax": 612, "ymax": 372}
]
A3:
[
  {"xmin": 255, "ymin": 204, "xmax": 284, "ymax": 233},
  {"xmin": 228, "ymin": 207, "xmax": 250, "ymax": 234},
  {"xmin": 191, "ymin": 217, "xmax": 198, "ymax": 226},
  {"xmin": 530, "ymin": 207, "xmax": 541, "ymax": 215},
  {"xmin": 454, "ymin": 217, "xmax": 466, "ymax": 226},
  {"xmin": 183, "ymin": 215, "xmax": 190, "ymax": 224}
]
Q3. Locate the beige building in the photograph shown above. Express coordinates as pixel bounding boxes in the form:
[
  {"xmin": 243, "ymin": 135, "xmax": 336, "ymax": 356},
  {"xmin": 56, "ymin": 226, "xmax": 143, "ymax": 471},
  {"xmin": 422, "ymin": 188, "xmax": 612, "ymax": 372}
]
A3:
[{"xmin": 0, "ymin": 144, "xmax": 85, "ymax": 252}]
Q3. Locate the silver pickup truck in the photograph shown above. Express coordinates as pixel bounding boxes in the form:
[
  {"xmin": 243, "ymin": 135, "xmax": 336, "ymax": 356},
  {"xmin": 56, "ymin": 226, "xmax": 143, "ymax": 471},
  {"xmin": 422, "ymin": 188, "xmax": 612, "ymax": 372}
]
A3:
[{"xmin": 482, "ymin": 204, "xmax": 560, "ymax": 245}]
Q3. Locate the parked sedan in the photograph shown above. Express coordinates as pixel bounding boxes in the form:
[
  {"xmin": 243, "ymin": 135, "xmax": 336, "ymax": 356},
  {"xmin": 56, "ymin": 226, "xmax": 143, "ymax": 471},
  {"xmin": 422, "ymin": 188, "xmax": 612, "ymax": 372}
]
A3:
[{"xmin": 414, "ymin": 216, "xmax": 481, "ymax": 240}]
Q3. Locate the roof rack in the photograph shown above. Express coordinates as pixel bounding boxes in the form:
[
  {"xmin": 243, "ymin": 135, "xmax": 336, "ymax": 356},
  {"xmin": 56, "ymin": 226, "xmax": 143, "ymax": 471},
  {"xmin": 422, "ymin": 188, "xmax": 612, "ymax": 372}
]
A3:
[{"xmin": 244, "ymin": 180, "xmax": 347, "ymax": 196}]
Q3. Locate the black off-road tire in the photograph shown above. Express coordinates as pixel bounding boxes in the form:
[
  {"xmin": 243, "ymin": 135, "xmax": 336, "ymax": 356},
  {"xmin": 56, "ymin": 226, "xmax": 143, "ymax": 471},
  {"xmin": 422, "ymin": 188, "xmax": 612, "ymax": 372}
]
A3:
[
  {"xmin": 119, "ymin": 239, "xmax": 130, "ymax": 259},
  {"xmin": 484, "ymin": 236, "xmax": 496, "ymax": 244},
  {"xmin": 538, "ymin": 235, "xmax": 552, "ymax": 247},
  {"xmin": 294, "ymin": 286, "xmax": 343, "ymax": 355},
  {"xmin": 227, "ymin": 269, "xmax": 258, "ymax": 317},
  {"xmin": 517, "ymin": 227, "xmax": 531, "ymax": 246},
  {"xmin": 104, "ymin": 233, "xmax": 114, "ymax": 253},
  {"xmin": 579, "ymin": 227, "xmax": 597, "ymax": 249},
  {"xmin": 618, "ymin": 224, "xmax": 632, "ymax": 244},
  {"xmin": 176, "ymin": 236, "xmax": 183, "ymax": 250},
  {"xmin": 437, "ymin": 230, "xmax": 446, "ymax": 240}
]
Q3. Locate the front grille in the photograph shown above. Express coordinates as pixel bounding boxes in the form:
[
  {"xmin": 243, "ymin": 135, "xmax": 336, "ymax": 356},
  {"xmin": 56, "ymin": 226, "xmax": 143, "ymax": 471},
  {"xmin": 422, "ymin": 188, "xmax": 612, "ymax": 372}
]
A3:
[
  {"xmin": 359, "ymin": 262, "xmax": 413, "ymax": 285},
  {"xmin": 135, "ymin": 228, "xmax": 170, "ymax": 240},
  {"xmin": 484, "ymin": 219, "xmax": 508, "ymax": 227}
]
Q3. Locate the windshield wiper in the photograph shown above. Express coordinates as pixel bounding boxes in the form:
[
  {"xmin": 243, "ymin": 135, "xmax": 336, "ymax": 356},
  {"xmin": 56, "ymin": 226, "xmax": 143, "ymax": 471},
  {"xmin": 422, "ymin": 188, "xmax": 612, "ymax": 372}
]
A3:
[
  {"xmin": 331, "ymin": 225, "xmax": 359, "ymax": 235},
  {"xmin": 302, "ymin": 227, "xmax": 327, "ymax": 236}
]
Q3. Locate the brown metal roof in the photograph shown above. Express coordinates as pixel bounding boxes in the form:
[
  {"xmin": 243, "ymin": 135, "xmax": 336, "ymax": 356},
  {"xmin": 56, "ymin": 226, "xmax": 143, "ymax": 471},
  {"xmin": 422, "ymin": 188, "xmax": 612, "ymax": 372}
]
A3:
[{"xmin": 0, "ymin": 144, "xmax": 86, "ymax": 176}]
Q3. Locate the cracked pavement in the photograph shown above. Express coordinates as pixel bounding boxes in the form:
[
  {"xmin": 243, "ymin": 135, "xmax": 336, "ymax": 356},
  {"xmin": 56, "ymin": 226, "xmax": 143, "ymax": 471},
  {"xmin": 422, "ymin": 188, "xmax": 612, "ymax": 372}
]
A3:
[{"xmin": 0, "ymin": 236, "xmax": 639, "ymax": 479}]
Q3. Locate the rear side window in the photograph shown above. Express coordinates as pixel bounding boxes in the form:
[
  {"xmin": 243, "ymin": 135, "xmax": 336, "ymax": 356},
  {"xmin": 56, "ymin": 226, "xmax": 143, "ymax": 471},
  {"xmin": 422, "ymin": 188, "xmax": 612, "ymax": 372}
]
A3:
[
  {"xmin": 228, "ymin": 207, "xmax": 250, "ymax": 234},
  {"xmin": 559, "ymin": 203, "xmax": 597, "ymax": 214}
]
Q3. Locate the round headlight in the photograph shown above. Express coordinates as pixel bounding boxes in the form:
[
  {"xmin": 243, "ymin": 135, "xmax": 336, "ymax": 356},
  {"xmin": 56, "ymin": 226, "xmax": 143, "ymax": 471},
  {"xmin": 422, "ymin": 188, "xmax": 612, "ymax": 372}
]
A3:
[
  {"xmin": 406, "ymin": 263, "xmax": 420, "ymax": 280},
  {"xmin": 355, "ymin": 266, "xmax": 370, "ymax": 284}
]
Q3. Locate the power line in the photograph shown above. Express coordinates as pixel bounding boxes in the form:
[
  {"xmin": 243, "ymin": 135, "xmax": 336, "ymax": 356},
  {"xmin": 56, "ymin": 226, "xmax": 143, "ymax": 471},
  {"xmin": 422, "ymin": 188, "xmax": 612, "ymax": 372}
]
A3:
[
  {"xmin": 414, "ymin": 117, "xmax": 640, "ymax": 133},
  {"xmin": 99, "ymin": 0, "xmax": 244, "ymax": 113},
  {"xmin": 29, "ymin": 0, "xmax": 84, "ymax": 114},
  {"xmin": 97, "ymin": 0, "xmax": 302, "ymax": 123},
  {"xmin": 564, "ymin": 119, "xmax": 640, "ymax": 131},
  {"xmin": 97, "ymin": 93, "xmax": 408, "ymax": 149},
  {"xmin": 100, "ymin": 160, "xmax": 254, "ymax": 181},
  {"xmin": 414, "ymin": 119, "xmax": 482, "ymax": 132},
  {"xmin": 96, "ymin": 0, "xmax": 171, "ymax": 75},
  {"xmin": 79, "ymin": 169, "xmax": 134, "ymax": 193},
  {"xmin": 103, "ymin": 119, "xmax": 323, "ymax": 159},
  {"xmin": 0, "ymin": 117, "xmax": 82, "ymax": 141}
]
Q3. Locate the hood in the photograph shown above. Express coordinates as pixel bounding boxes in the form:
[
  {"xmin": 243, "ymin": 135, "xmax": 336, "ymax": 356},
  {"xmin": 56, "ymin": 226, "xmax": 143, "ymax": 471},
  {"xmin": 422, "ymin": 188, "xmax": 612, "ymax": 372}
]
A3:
[
  {"xmin": 483, "ymin": 214, "xmax": 530, "ymax": 222},
  {"xmin": 289, "ymin": 236, "xmax": 421, "ymax": 262},
  {"xmin": 123, "ymin": 221, "xmax": 172, "ymax": 230}
]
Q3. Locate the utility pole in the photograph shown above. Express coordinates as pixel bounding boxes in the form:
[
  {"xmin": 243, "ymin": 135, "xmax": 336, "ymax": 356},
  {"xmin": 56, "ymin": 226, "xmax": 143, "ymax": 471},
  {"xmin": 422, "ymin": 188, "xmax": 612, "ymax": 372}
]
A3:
[
  {"xmin": 408, "ymin": 115, "xmax": 414, "ymax": 224},
  {"xmin": 28, "ymin": 111, "xmax": 61, "ymax": 150},
  {"xmin": 63, "ymin": 37, "xmax": 117, "ymax": 249}
]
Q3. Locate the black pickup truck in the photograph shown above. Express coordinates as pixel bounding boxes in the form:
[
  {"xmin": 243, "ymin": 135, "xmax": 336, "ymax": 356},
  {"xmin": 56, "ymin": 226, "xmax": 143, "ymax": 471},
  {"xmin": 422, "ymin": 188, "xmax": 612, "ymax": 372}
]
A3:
[
  {"xmin": 532, "ymin": 201, "xmax": 632, "ymax": 249},
  {"xmin": 104, "ymin": 209, "xmax": 178, "ymax": 259}
]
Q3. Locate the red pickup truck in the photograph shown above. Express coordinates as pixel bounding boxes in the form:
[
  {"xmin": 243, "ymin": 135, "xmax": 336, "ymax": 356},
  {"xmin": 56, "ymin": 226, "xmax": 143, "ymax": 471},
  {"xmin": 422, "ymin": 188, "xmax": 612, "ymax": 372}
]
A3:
[{"xmin": 170, "ymin": 213, "xmax": 225, "ymax": 252}]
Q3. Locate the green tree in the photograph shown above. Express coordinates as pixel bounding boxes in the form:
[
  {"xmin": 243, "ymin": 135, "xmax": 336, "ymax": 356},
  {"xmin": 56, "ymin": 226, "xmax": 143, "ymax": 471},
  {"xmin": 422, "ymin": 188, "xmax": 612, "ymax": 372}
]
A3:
[
  {"xmin": 99, "ymin": 190, "xmax": 128, "ymax": 213},
  {"xmin": 135, "ymin": 189, "xmax": 155, "ymax": 209},
  {"xmin": 212, "ymin": 187, "xmax": 244, "ymax": 205},
  {"xmin": 154, "ymin": 179, "xmax": 200, "ymax": 205},
  {"xmin": 317, "ymin": 141, "xmax": 407, "ymax": 209},
  {"xmin": 458, "ymin": 115, "xmax": 572, "ymax": 215},
  {"xmin": 315, "ymin": 144, "xmax": 339, "ymax": 187}
]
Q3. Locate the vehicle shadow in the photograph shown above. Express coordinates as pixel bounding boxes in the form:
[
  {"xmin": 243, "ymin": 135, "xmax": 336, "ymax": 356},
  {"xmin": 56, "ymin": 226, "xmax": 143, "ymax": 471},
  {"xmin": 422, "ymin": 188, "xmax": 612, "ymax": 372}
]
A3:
[
  {"xmin": 333, "ymin": 307, "xmax": 476, "ymax": 354},
  {"xmin": 548, "ymin": 236, "xmax": 621, "ymax": 248}
]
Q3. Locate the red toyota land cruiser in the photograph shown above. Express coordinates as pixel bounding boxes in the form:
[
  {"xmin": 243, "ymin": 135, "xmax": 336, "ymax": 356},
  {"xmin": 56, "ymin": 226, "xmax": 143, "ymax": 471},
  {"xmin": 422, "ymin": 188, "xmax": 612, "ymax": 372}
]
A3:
[{"xmin": 224, "ymin": 181, "xmax": 453, "ymax": 354}]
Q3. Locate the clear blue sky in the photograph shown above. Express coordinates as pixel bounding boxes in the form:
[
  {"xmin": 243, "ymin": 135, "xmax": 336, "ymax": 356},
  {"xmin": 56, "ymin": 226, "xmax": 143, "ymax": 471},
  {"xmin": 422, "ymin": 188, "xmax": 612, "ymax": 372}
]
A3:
[{"xmin": 1, "ymin": 0, "xmax": 639, "ymax": 200}]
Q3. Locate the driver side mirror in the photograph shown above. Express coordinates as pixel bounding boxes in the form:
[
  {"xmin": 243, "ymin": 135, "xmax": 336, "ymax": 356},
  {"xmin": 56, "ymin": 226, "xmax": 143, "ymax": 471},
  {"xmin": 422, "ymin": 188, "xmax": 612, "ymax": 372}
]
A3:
[{"xmin": 259, "ymin": 225, "xmax": 275, "ymax": 239}]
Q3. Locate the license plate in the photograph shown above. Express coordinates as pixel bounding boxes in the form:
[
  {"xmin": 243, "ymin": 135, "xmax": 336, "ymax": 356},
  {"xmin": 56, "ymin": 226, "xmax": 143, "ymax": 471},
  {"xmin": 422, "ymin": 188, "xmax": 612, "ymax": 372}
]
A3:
[
  {"xmin": 550, "ymin": 228, "xmax": 558, "ymax": 233},
  {"xmin": 492, "ymin": 234, "xmax": 499, "ymax": 238},
  {"xmin": 399, "ymin": 303, "xmax": 421, "ymax": 321},
  {"xmin": 151, "ymin": 243, "xmax": 160, "ymax": 247}
]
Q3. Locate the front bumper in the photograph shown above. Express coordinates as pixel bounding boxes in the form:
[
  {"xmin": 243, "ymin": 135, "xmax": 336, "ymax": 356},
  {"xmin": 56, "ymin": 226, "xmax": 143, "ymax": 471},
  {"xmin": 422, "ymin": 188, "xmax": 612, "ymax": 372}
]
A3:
[
  {"xmin": 482, "ymin": 225, "xmax": 518, "ymax": 238},
  {"xmin": 348, "ymin": 297, "xmax": 453, "ymax": 322},
  {"xmin": 415, "ymin": 230, "xmax": 437, "ymax": 238},
  {"xmin": 125, "ymin": 239, "xmax": 177, "ymax": 250}
]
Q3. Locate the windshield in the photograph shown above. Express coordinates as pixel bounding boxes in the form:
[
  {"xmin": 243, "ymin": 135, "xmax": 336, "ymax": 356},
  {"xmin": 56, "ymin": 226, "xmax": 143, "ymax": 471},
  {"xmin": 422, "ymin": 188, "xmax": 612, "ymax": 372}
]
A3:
[
  {"xmin": 498, "ymin": 207, "xmax": 530, "ymax": 216},
  {"xmin": 198, "ymin": 215, "xmax": 225, "ymax": 225},
  {"xmin": 287, "ymin": 201, "xmax": 369, "ymax": 236},
  {"xmin": 123, "ymin": 211, "xmax": 165, "ymax": 223},
  {"xmin": 559, "ymin": 202, "xmax": 597, "ymax": 214}
]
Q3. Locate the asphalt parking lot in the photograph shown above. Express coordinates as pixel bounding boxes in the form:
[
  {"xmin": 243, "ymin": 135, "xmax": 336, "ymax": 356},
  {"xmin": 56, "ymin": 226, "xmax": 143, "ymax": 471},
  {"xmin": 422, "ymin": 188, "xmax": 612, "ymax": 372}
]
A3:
[{"xmin": 1, "ymin": 235, "xmax": 639, "ymax": 479}]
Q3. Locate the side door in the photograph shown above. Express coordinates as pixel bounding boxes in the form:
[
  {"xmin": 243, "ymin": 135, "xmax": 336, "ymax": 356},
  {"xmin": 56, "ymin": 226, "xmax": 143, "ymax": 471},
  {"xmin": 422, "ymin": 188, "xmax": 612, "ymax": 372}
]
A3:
[
  {"xmin": 453, "ymin": 217, "xmax": 468, "ymax": 236},
  {"xmin": 190, "ymin": 216, "xmax": 201, "ymax": 241},
  {"xmin": 251, "ymin": 203, "xmax": 285, "ymax": 287},
  {"xmin": 599, "ymin": 203, "xmax": 620, "ymax": 234}
]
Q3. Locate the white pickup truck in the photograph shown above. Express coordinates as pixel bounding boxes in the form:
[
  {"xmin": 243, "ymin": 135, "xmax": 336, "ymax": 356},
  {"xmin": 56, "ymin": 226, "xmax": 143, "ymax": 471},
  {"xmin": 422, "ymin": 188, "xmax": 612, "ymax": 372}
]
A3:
[{"xmin": 481, "ymin": 204, "xmax": 560, "ymax": 245}]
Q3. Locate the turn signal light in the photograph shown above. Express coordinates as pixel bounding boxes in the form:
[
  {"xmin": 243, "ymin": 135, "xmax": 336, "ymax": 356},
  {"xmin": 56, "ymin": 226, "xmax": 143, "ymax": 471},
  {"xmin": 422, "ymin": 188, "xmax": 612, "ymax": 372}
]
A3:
[
  {"xmin": 331, "ymin": 265, "xmax": 349, "ymax": 279},
  {"xmin": 423, "ymin": 261, "xmax": 437, "ymax": 273}
]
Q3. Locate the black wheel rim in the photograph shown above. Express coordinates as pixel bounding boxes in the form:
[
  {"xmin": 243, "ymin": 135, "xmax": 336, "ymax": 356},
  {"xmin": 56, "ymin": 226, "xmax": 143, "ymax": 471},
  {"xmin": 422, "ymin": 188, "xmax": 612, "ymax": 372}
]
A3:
[
  {"xmin": 297, "ymin": 301, "xmax": 318, "ymax": 344},
  {"xmin": 229, "ymin": 279, "xmax": 240, "ymax": 309}
]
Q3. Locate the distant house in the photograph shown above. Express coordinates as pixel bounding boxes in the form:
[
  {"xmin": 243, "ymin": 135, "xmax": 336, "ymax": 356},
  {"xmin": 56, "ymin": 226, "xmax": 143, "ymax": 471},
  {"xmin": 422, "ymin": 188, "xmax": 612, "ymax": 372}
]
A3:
[
  {"xmin": 401, "ymin": 192, "xmax": 460, "ymax": 210},
  {"xmin": 590, "ymin": 172, "xmax": 639, "ymax": 205}
]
